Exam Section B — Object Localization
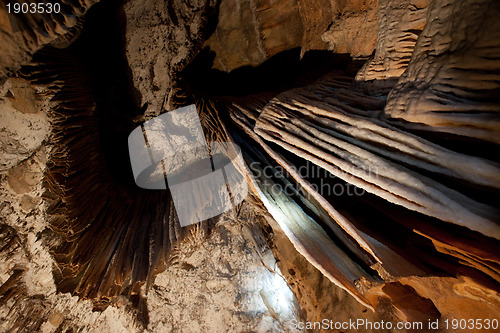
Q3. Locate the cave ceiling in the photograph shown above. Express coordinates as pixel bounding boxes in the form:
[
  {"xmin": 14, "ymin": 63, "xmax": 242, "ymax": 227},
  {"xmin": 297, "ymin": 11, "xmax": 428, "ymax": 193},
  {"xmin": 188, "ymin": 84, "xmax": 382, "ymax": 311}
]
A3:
[{"xmin": 0, "ymin": 0, "xmax": 499, "ymax": 331}]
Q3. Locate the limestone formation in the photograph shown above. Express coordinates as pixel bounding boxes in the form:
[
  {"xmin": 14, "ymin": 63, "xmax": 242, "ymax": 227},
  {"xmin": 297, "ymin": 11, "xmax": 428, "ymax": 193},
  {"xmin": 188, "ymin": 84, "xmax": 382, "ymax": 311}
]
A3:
[{"xmin": 1, "ymin": 0, "xmax": 499, "ymax": 331}]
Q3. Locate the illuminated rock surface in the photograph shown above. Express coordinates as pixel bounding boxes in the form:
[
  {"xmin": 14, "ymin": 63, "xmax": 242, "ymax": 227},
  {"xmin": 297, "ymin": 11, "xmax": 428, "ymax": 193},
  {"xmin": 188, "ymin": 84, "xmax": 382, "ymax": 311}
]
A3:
[{"xmin": 1, "ymin": 0, "xmax": 499, "ymax": 332}]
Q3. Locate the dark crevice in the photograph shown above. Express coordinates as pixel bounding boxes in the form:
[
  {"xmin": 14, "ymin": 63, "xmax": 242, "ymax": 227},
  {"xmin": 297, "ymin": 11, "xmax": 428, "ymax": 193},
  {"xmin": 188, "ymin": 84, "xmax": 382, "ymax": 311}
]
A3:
[
  {"xmin": 67, "ymin": 0, "xmax": 142, "ymax": 186},
  {"xmin": 181, "ymin": 47, "xmax": 363, "ymax": 99},
  {"xmin": 387, "ymin": 120, "xmax": 500, "ymax": 163}
]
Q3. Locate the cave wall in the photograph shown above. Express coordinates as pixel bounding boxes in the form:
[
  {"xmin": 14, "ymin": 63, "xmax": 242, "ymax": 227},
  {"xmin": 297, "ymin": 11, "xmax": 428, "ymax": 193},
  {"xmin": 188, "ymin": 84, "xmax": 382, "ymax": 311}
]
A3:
[{"xmin": 0, "ymin": 0, "xmax": 499, "ymax": 332}]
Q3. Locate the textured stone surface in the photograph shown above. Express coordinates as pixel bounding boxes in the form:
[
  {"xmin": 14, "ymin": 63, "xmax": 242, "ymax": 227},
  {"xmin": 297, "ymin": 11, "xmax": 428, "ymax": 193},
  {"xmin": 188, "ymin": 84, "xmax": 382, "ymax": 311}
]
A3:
[
  {"xmin": 355, "ymin": 0, "xmax": 430, "ymax": 93},
  {"xmin": 206, "ymin": 0, "xmax": 380, "ymax": 72},
  {"xmin": 0, "ymin": 0, "xmax": 97, "ymax": 80},
  {"xmin": 384, "ymin": 0, "xmax": 500, "ymax": 143},
  {"xmin": 1, "ymin": 0, "xmax": 500, "ymax": 331},
  {"xmin": 0, "ymin": 185, "xmax": 305, "ymax": 332},
  {"xmin": 322, "ymin": 0, "xmax": 379, "ymax": 58},
  {"xmin": 0, "ymin": 78, "xmax": 50, "ymax": 173},
  {"xmin": 124, "ymin": 0, "xmax": 219, "ymax": 118}
]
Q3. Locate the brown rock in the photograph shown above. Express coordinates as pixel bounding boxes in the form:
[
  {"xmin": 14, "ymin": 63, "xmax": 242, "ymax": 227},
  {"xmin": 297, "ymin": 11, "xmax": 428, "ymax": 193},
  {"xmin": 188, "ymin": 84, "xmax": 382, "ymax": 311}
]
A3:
[
  {"xmin": 384, "ymin": 0, "xmax": 500, "ymax": 144},
  {"xmin": 124, "ymin": 0, "xmax": 219, "ymax": 117},
  {"xmin": 20, "ymin": 194, "xmax": 38, "ymax": 212},
  {"xmin": 0, "ymin": 0, "xmax": 97, "ymax": 80},
  {"xmin": 7, "ymin": 158, "xmax": 43, "ymax": 194},
  {"xmin": 355, "ymin": 0, "xmax": 430, "ymax": 93},
  {"xmin": 7, "ymin": 78, "xmax": 37, "ymax": 114},
  {"xmin": 322, "ymin": 0, "xmax": 379, "ymax": 58}
]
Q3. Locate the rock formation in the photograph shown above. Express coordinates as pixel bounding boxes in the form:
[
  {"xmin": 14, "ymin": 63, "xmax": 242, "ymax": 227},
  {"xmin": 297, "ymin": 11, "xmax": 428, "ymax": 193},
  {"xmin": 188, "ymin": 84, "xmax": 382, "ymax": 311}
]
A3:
[{"xmin": 1, "ymin": 0, "xmax": 499, "ymax": 331}]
